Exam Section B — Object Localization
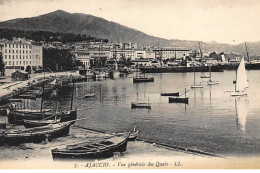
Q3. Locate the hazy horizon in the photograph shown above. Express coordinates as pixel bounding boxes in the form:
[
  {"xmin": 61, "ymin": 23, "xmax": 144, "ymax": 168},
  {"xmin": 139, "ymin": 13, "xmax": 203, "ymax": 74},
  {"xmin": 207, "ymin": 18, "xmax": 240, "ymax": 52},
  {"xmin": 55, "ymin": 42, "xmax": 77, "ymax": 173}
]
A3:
[{"xmin": 0, "ymin": 0, "xmax": 260, "ymax": 45}]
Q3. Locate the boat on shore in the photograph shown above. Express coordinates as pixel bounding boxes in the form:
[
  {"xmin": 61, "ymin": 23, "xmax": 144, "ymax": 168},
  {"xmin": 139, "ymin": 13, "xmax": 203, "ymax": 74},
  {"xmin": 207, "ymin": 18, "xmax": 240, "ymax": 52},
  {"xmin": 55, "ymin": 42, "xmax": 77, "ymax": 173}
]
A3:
[
  {"xmin": 160, "ymin": 92, "xmax": 179, "ymax": 96},
  {"xmin": 0, "ymin": 121, "xmax": 73, "ymax": 145},
  {"xmin": 23, "ymin": 118, "xmax": 61, "ymax": 128},
  {"xmin": 51, "ymin": 134, "xmax": 129, "ymax": 160},
  {"xmin": 8, "ymin": 109, "xmax": 77, "ymax": 125},
  {"xmin": 128, "ymin": 125, "xmax": 138, "ymax": 141},
  {"xmin": 131, "ymin": 102, "xmax": 151, "ymax": 109}
]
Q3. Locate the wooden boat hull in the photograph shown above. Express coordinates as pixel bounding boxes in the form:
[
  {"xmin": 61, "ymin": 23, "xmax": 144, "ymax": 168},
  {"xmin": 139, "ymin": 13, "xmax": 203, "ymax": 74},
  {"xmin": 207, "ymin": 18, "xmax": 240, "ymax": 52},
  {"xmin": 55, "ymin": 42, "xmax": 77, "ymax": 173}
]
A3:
[
  {"xmin": 160, "ymin": 92, "xmax": 179, "ymax": 96},
  {"xmin": 191, "ymin": 85, "xmax": 203, "ymax": 88},
  {"xmin": 200, "ymin": 76, "xmax": 210, "ymax": 78},
  {"xmin": 84, "ymin": 93, "xmax": 95, "ymax": 98},
  {"xmin": 0, "ymin": 122, "xmax": 72, "ymax": 145},
  {"xmin": 23, "ymin": 119, "xmax": 61, "ymax": 128},
  {"xmin": 128, "ymin": 131, "xmax": 138, "ymax": 141},
  {"xmin": 8, "ymin": 110, "xmax": 77, "ymax": 125},
  {"xmin": 169, "ymin": 97, "xmax": 189, "ymax": 104},
  {"xmin": 133, "ymin": 77, "xmax": 154, "ymax": 83},
  {"xmin": 51, "ymin": 135, "xmax": 128, "ymax": 160},
  {"xmin": 131, "ymin": 102, "xmax": 151, "ymax": 109},
  {"xmin": 231, "ymin": 92, "xmax": 247, "ymax": 96}
]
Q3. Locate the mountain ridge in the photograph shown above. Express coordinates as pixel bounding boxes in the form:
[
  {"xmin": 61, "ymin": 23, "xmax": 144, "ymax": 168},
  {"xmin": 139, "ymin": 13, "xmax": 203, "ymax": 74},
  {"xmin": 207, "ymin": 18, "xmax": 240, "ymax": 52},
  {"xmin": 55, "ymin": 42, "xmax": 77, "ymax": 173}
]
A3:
[{"xmin": 0, "ymin": 10, "xmax": 260, "ymax": 56}]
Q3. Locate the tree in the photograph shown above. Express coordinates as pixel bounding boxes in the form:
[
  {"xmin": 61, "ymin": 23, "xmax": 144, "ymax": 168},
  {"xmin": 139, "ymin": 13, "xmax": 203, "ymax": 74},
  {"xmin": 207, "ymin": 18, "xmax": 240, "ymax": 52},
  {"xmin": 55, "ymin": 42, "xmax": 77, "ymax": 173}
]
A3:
[
  {"xmin": 209, "ymin": 52, "xmax": 218, "ymax": 60},
  {"xmin": 25, "ymin": 65, "xmax": 31, "ymax": 74},
  {"xmin": 0, "ymin": 52, "xmax": 5, "ymax": 76}
]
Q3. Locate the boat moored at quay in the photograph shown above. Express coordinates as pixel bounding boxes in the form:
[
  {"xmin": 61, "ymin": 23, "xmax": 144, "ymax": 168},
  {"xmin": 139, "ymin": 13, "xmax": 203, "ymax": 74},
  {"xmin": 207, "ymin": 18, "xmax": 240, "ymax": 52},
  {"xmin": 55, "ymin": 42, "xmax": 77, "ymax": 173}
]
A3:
[{"xmin": 139, "ymin": 65, "xmax": 224, "ymax": 73}]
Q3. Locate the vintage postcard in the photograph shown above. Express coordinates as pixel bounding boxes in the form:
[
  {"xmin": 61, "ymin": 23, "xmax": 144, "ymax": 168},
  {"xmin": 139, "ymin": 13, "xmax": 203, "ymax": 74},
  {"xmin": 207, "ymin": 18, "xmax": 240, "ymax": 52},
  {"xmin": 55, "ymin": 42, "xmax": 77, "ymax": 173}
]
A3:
[{"xmin": 0, "ymin": 0, "xmax": 260, "ymax": 169}]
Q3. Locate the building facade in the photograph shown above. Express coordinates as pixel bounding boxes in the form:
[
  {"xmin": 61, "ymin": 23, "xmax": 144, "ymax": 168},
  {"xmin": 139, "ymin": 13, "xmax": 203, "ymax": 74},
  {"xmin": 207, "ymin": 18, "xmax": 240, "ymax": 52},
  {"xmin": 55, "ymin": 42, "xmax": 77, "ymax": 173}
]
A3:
[
  {"xmin": 154, "ymin": 47, "xmax": 191, "ymax": 61},
  {"xmin": 0, "ymin": 38, "xmax": 43, "ymax": 75}
]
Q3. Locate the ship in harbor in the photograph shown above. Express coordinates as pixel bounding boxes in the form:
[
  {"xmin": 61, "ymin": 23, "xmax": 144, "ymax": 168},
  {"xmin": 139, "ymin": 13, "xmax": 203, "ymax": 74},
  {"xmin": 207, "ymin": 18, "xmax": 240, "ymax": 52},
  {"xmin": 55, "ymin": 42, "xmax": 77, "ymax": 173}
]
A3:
[{"xmin": 139, "ymin": 64, "xmax": 224, "ymax": 73}]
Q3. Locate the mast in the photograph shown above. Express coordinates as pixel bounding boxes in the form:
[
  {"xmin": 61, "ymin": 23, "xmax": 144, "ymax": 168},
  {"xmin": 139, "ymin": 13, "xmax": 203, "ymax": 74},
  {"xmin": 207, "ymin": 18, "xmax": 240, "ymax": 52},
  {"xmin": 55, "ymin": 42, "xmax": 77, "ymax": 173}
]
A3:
[
  {"xmin": 209, "ymin": 66, "xmax": 212, "ymax": 80},
  {"xmin": 158, "ymin": 38, "xmax": 162, "ymax": 68},
  {"xmin": 235, "ymin": 70, "xmax": 237, "ymax": 92},
  {"xmin": 40, "ymin": 84, "xmax": 45, "ymax": 113},
  {"xmin": 194, "ymin": 69, "xmax": 195, "ymax": 86},
  {"xmin": 198, "ymin": 42, "xmax": 203, "ymax": 60},
  {"xmin": 70, "ymin": 81, "xmax": 75, "ymax": 110},
  {"xmin": 245, "ymin": 42, "xmax": 249, "ymax": 62}
]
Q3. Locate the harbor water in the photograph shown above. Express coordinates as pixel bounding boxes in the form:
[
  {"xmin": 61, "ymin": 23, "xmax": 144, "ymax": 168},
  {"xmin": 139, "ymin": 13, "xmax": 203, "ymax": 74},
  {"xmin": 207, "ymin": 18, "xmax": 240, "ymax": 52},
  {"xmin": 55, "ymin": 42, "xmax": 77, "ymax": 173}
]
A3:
[{"xmin": 2, "ymin": 70, "xmax": 260, "ymax": 157}]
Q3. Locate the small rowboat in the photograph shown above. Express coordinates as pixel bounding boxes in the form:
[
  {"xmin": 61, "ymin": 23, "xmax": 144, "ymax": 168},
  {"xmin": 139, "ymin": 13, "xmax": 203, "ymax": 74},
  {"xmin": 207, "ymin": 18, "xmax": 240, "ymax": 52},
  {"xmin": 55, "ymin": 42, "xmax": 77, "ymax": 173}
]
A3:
[
  {"xmin": 169, "ymin": 97, "xmax": 189, "ymax": 104},
  {"xmin": 131, "ymin": 102, "xmax": 151, "ymax": 109},
  {"xmin": 133, "ymin": 77, "xmax": 154, "ymax": 83},
  {"xmin": 51, "ymin": 134, "xmax": 129, "ymax": 160},
  {"xmin": 84, "ymin": 93, "xmax": 95, "ymax": 98},
  {"xmin": 160, "ymin": 92, "xmax": 179, "ymax": 96}
]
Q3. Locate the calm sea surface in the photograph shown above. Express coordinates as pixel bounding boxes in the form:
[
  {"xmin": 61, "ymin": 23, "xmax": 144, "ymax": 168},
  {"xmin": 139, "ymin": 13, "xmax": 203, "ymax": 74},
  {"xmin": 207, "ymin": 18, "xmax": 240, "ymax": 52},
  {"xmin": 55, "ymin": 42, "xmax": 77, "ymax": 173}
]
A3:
[{"xmin": 6, "ymin": 70, "xmax": 260, "ymax": 157}]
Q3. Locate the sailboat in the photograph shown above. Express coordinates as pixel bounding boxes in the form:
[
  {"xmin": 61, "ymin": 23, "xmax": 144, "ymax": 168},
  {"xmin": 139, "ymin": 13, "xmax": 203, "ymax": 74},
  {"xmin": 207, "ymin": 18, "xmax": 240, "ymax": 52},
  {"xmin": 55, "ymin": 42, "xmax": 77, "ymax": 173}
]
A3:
[
  {"xmin": 133, "ymin": 64, "xmax": 154, "ymax": 83},
  {"xmin": 191, "ymin": 69, "xmax": 203, "ymax": 88},
  {"xmin": 207, "ymin": 66, "xmax": 219, "ymax": 85},
  {"xmin": 231, "ymin": 57, "xmax": 248, "ymax": 96}
]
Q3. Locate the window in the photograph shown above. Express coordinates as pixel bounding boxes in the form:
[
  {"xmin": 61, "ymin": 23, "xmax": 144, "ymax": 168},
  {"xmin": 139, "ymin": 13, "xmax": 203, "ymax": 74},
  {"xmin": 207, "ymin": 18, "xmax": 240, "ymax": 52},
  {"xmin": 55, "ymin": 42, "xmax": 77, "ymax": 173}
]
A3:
[
  {"xmin": 20, "ymin": 55, "xmax": 21, "ymax": 59},
  {"xmin": 12, "ymin": 50, "xmax": 14, "ymax": 53},
  {"xmin": 26, "ymin": 55, "xmax": 28, "ymax": 59},
  {"xmin": 9, "ymin": 61, "xmax": 11, "ymax": 65},
  {"xmin": 26, "ymin": 61, "xmax": 28, "ymax": 64},
  {"xmin": 13, "ymin": 55, "xmax": 14, "ymax": 59},
  {"xmin": 23, "ymin": 50, "xmax": 24, "ymax": 54},
  {"xmin": 20, "ymin": 61, "xmax": 21, "ymax": 65},
  {"xmin": 23, "ymin": 55, "xmax": 24, "ymax": 59},
  {"xmin": 5, "ymin": 50, "xmax": 7, "ymax": 53},
  {"xmin": 5, "ymin": 55, "xmax": 7, "ymax": 59},
  {"xmin": 23, "ymin": 61, "xmax": 25, "ymax": 65},
  {"xmin": 26, "ymin": 50, "xmax": 28, "ymax": 54},
  {"xmin": 16, "ymin": 55, "xmax": 18, "ymax": 59},
  {"xmin": 16, "ymin": 61, "xmax": 18, "ymax": 65},
  {"xmin": 20, "ymin": 50, "xmax": 21, "ymax": 53},
  {"xmin": 9, "ymin": 55, "xmax": 11, "ymax": 59},
  {"xmin": 16, "ymin": 44, "xmax": 18, "ymax": 48},
  {"xmin": 20, "ymin": 45, "xmax": 21, "ymax": 48},
  {"xmin": 9, "ymin": 44, "xmax": 11, "ymax": 48},
  {"xmin": 9, "ymin": 50, "xmax": 11, "ymax": 53},
  {"xmin": 23, "ymin": 45, "xmax": 24, "ymax": 48},
  {"xmin": 30, "ymin": 56, "xmax": 31, "ymax": 59},
  {"xmin": 16, "ymin": 50, "xmax": 18, "ymax": 53},
  {"xmin": 29, "ymin": 61, "xmax": 31, "ymax": 64}
]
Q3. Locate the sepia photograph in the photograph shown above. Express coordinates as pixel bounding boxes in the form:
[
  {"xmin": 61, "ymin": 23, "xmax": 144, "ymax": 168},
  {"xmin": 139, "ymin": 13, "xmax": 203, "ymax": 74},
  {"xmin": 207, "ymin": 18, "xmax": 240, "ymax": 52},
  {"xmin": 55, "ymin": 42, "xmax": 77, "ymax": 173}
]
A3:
[{"xmin": 0, "ymin": 0, "xmax": 260, "ymax": 169}]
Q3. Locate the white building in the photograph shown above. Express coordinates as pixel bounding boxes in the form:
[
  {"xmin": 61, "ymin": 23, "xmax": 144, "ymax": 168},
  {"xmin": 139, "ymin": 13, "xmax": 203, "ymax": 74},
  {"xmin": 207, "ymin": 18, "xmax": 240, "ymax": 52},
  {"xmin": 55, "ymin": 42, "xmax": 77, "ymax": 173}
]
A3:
[
  {"xmin": 73, "ymin": 50, "xmax": 91, "ymax": 69},
  {"xmin": 0, "ymin": 38, "xmax": 43, "ymax": 76},
  {"xmin": 155, "ymin": 47, "xmax": 191, "ymax": 60}
]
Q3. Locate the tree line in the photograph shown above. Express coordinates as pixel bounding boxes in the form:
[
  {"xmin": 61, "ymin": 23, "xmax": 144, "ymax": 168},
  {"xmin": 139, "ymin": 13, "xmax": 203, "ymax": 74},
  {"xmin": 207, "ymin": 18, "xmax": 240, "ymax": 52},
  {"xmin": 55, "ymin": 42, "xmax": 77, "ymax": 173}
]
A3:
[{"xmin": 0, "ymin": 28, "xmax": 109, "ymax": 43}]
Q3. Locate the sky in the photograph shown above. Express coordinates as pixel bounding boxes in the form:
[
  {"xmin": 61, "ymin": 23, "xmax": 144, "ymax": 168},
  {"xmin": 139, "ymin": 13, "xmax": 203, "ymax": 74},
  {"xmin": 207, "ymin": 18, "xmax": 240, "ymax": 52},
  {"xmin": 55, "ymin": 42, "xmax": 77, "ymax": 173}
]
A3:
[{"xmin": 0, "ymin": 0, "xmax": 260, "ymax": 45}]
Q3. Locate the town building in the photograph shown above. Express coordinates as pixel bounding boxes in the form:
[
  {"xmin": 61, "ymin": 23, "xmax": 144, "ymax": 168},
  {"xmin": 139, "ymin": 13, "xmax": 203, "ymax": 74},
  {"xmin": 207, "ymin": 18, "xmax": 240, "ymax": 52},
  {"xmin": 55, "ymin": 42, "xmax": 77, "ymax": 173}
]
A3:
[
  {"xmin": 73, "ymin": 50, "xmax": 91, "ymax": 69},
  {"xmin": 0, "ymin": 38, "xmax": 43, "ymax": 76},
  {"xmin": 154, "ymin": 47, "xmax": 191, "ymax": 61}
]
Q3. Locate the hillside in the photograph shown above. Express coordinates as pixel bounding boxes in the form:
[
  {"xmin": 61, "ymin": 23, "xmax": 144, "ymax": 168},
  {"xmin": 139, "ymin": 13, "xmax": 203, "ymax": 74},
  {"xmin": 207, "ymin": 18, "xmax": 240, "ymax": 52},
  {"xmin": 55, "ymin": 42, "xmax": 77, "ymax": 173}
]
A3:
[{"xmin": 0, "ymin": 10, "xmax": 260, "ymax": 56}]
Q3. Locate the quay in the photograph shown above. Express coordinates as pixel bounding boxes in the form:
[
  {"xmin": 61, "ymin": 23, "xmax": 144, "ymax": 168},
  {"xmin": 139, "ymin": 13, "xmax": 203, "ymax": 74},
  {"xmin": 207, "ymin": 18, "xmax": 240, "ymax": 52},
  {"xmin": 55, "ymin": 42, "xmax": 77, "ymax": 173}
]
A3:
[{"xmin": 0, "ymin": 71, "xmax": 89, "ymax": 105}]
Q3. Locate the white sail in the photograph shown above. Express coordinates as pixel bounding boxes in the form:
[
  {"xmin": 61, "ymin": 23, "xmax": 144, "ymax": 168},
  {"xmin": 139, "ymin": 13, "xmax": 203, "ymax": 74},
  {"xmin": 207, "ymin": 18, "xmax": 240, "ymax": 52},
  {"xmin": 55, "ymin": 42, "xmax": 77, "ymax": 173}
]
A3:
[{"xmin": 235, "ymin": 57, "xmax": 248, "ymax": 92}]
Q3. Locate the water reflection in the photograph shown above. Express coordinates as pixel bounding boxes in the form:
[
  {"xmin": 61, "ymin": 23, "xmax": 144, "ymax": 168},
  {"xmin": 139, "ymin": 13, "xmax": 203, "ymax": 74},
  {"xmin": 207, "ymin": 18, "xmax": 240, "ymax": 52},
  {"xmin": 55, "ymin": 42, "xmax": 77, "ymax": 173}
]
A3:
[{"xmin": 235, "ymin": 97, "xmax": 249, "ymax": 133}]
